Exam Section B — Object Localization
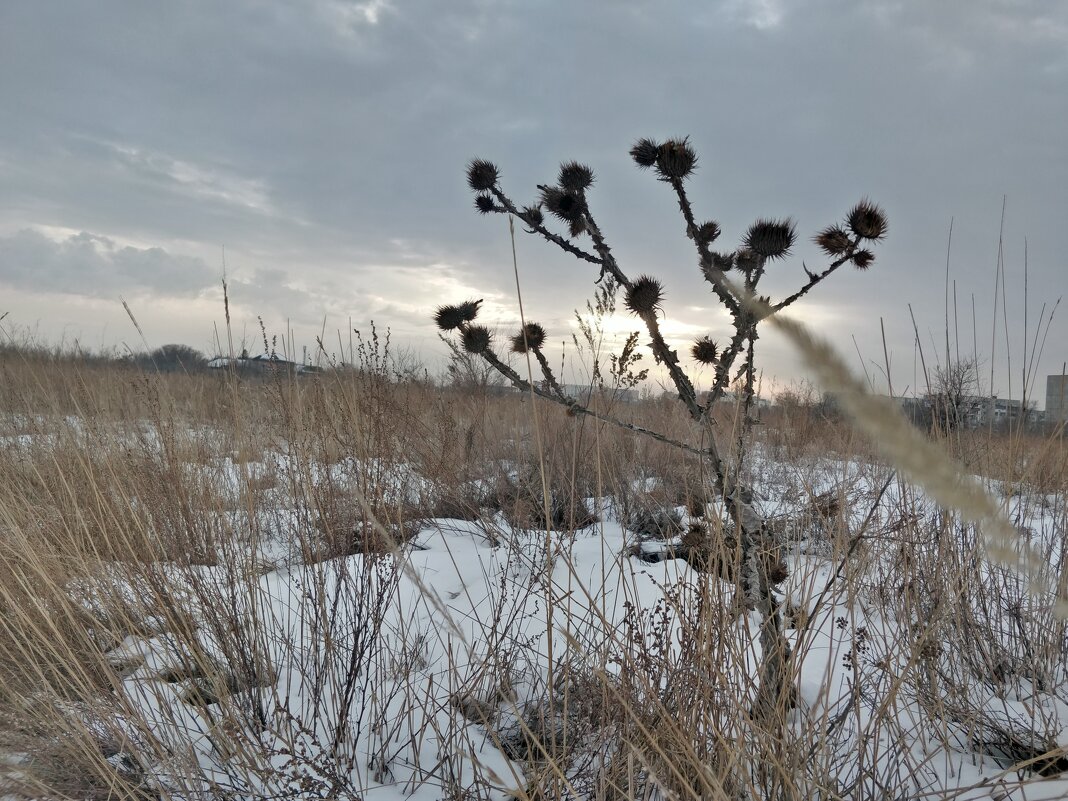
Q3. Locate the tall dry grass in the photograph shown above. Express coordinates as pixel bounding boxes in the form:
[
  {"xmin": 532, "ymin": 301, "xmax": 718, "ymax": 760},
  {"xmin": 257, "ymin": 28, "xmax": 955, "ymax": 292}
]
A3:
[{"xmin": 0, "ymin": 338, "xmax": 1066, "ymax": 800}]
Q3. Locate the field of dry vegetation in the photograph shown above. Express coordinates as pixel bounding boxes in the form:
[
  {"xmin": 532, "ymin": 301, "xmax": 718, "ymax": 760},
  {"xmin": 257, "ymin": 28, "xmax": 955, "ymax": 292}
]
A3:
[{"xmin": 1, "ymin": 338, "xmax": 1067, "ymax": 800}]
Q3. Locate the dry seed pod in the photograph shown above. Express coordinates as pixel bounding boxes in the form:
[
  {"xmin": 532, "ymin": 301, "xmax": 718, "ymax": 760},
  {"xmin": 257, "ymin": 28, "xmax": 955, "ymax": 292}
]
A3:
[
  {"xmin": 462, "ymin": 325, "xmax": 492, "ymax": 354},
  {"xmin": 625, "ymin": 275, "xmax": 664, "ymax": 314},
  {"xmin": 467, "ymin": 159, "xmax": 499, "ymax": 191}
]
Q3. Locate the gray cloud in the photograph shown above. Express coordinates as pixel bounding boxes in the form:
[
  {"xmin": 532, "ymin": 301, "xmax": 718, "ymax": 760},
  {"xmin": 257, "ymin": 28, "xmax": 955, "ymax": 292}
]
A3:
[
  {"xmin": 0, "ymin": 228, "xmax": 215, "ymax": 298},
  {"xmin": 1, "ymin": 0, "xmax": 1065, "ymax": 394}
]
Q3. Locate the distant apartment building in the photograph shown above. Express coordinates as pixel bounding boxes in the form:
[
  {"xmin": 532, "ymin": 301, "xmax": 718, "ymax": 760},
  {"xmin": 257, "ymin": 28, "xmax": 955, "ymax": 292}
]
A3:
[{"xmin": 1048, "ymin": 374, "xmax": 1068, "ymax": 425}]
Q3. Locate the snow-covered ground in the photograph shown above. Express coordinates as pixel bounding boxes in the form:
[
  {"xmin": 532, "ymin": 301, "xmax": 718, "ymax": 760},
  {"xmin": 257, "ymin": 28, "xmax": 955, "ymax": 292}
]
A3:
[{"xmin": 4, "ymin": 423, "xmax": 1068, "ymax": 800}]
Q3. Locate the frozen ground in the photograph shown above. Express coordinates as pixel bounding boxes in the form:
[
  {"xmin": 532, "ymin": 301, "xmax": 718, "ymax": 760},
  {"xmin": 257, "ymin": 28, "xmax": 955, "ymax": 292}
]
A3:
[{"xmin": 4, "ymin": 427, "xmax": 1068, "ymax": 800}]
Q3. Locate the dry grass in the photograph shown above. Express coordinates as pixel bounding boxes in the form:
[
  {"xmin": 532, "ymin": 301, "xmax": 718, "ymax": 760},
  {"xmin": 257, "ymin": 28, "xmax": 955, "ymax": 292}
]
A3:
[{"xmin": 0, "ymin": 341, "xmax": 1066, "ymax": 800}]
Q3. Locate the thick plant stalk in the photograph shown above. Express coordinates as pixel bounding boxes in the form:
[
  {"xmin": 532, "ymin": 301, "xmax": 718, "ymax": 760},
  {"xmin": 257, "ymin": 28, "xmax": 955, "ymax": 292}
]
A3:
[{"xmin": 453, "ymin": 140, "xmax": 888, "ymax": 732}]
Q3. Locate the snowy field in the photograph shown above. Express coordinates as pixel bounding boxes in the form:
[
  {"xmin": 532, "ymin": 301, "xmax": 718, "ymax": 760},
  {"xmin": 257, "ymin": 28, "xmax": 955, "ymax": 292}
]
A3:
[{"xmin": 2, "ymin": 381, "xmax": 1068, "ymax": 800}]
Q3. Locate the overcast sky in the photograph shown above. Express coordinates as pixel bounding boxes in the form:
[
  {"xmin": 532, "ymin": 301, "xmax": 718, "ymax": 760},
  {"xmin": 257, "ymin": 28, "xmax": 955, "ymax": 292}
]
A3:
[{"xmin": 1, "ymin": 1, "xmax": 1065, "ymax": 400}]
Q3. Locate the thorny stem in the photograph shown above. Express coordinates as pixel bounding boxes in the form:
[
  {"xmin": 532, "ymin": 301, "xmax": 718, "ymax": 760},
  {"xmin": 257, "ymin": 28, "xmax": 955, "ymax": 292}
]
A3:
[
  {"xmin": 769, "ymin": 241, "xmax": 860, "ymax": 314},
  {"xmin": 669, "ymin": 177, "xmax": 740, "ymax": 317},
  {"xmin": 487, "ymin": 187, "xmax": 604, "ymax": 268},
  {"xmin": 461, "ymin": 157, "xmax": 883, "ymax": 728}
]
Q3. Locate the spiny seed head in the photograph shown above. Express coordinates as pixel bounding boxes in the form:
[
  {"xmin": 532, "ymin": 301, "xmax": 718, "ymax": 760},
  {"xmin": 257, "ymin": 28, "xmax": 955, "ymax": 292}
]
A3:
[
  {"xmin": 695, "ymin": 220, "xmax": 721, "ymax": 245},
  {"xmin": 625, "ymin": 275, "xmax": 664, "ymax": 315},
  {"xmin": 510, "ymin": 322, "xmax": 547, "ymax": 353},
  {"xmin": 691, "ymin": 337, "xmax": 719, "ymax": 365},
  {"xmin": 457, "ymin": 299, "xmax": 482, "ymax": 322},
  {"xmin": 735, "ymin": 248, "xmax": 763, "ymax": 273},
  {"xmin": 462, "ymin": 325, "xmax": 492, "ymax": 354},
  {"xmin": 474, "ymin": 194, "xmax": 496, "ymax": 214},
  {"xmin": 466, "ymin": 159, "xmax": 499, "ymax": 192},
  {"xmin": 655, "ymin": 137, "xmax": 697, "ymax": 180},
  {"xmin": 630, "ymin": 138, "xmax": 660, "ymax": 168},
  {"xmin": 435, "ymin": 299, "xmax": 482, "ymax": 330},
  {"xmin": 435, "ymin": 304, "xmax": 466, "ymax": 331},
  {"xmin": 709, "ymin": 251, "xmax": 734, "ymax": 272},
  {"xmin": 522, "ymin": 204, "xmax": 544, "ymax": 227},
  {"xmin": 815, "ymin": 224, "xmax": 853, "ymax": 257},
  {"xmin": 852, "ymin": 249, "xmax": 876, "ymax": 270},
  {"xmin": 540, "ymin": 186, "xmax": 583, "ymax": 222},
  {"xmin": 558, "ymin": 161, "xmax": 594, "ymax": 192},
  {"xmin": 847, "ymin": 200, "xmax": 888, "ymax": 241},
  {"xmin": 745, "ymin": 218, "xmax": 796, "ymax": 260},
  {"xmin": 569, "ymin": 217, "xmax": 587, "ymax": 238}
]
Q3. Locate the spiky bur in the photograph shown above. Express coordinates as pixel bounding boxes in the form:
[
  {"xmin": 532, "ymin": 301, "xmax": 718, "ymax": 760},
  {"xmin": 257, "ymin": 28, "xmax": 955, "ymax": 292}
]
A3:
[
  {"xmin": 462, "ymin": 325, "xmax": 492, "ymax": 354},
  {"xmin": 735, "ymin": 249, "xmax": 762, "ymax": 273},
  {"xmin": 691, "ymin": 337, "xmax": 719, "ymax": 365},
  {"xmin": 710, "ymin": 252, "xmax": 734, "ymax": 272},
  {"xmin": 852, "ymin": 249, "xmax": 875, "ymax": 269},
  {"xmin": 467, "ymin": 159, "xmax": 499, "ymax": 192},
  {"xmin": 558, "ymin": 161, "xmax": 594, "ymax": 192},
  {"xmin": 540, "ymin": 186, "xmax": 583, "ymax": 223},
  {"xmin": 814, "ymin": 225, "xmax": 853, "ymax": 257},
  {"xmin": 629, "ymin": 138, "xmax": 660, "ymax": 169},
  {"xmin": 655, "ymin": 137, "xmax": 697, "ymax": 180},
  {"xmin": 745, "ymin": 218, "xmax": 796, "ymax": 260},
  {"xmin": 474, "ymin": 195, "xmax": 496, "ymax": 214},
  {"xmin": 510, "ymin": 322, "xmax": 547, "ymax": 353},
  {"xmin": 695, "ymin": 221, "xmax": 721, "ymax": 245},
  {"xmin": 847, "ymin": 200, "xmax": 888, "ymax": 241},
  {"xmin": 434, "ymin": 299, "xmax": 482, "ymax": 331},
  {"xmin": 625, "ymin": 275, "xmax": 664, "ymax": 314},
  {"xmin": 522, "ymin": 205, "xmax": 544, "ymax": 227}
]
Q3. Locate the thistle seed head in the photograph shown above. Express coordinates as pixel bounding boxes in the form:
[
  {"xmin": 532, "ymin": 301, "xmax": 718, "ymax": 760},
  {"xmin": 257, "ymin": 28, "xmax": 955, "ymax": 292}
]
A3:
[
  {"xmin": 735, "ymin": 248, "xmax": 762, "ymax": 273},
  {"xmin": 540, "ymin": 186, "xmax": 584, "ymax": 222},
  {"xmin": 434, "ymin": 304, "xmax": 466, "ymax": 331},
  {"xmin": 436, "ymin": 299, "xmax": 482, "ymax": 330},
  {"xmin": 814, "ymin": 224, "xmax": 853, "ymax": 257},
  {"xmin": 522, "ymin": 204, "xmax": 544, "ymax": 228},
  {"xmin": 655, "ymin": 137, "xmax": 697, "ymax": 180},
  {"xmin": 630, "ymin": 138, "xmax": 660, "ymax": 169},
  {"xmin": 695, "ymin": 220, "xmax": 721, "ymax": 245},
  {"xmin": 474, "ymin": 194, "xmax": 496, "ymax": 214},
  {"xmin": 691, "ymin": 337, "xmax": 719, "ymax": 365},
  {"xmin": 569, "ymin": 217, "xmax": 587, "ymax": 238},
  {"xmin": 852, "ymin": 249, "xmax": 876, "ymax": 270},
  {"xmin": 847, "ymin": 200, "xmax": 887, "ymax": 241},
  {"xmin": 744, "ymin": 218, "xmax": 796, "ymax": 260},
  {"xmin": 625, "ymin": 275, "xmax": 664, "ymax": 315},
  {"xmin": 457, "ymin": 299, "xmax": 483, "ymax": 322},
  {"xmin": 462, "ymin": 325, "xmax": 492, "ymax": 354},
  {"xmin": 510, "ymin": 322, "xmax": 547, "ymax": 353},
  {"xmin": 466, "ymin": 159, "xmax": 499, "ymax": 192},
  {"xmin": 709, "ymin": 251, "xmax": 735, "ymax": 272},
  {"xmin": 558, "ymin": 161, "xmax": 595, "ymax": 192}
]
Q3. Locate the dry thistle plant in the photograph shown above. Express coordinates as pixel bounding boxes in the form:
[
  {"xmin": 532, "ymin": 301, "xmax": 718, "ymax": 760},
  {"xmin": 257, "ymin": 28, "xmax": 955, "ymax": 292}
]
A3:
[{"xmin": 440, "ymin": 137, "xmax": 887, "ymax": 720}]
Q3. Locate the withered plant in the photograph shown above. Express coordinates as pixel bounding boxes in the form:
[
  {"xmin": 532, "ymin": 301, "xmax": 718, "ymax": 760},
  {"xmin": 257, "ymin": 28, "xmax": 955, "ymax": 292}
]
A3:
[{"xmin": 441, "ymin": 137, "xmax": 887, "ymax": 720}]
